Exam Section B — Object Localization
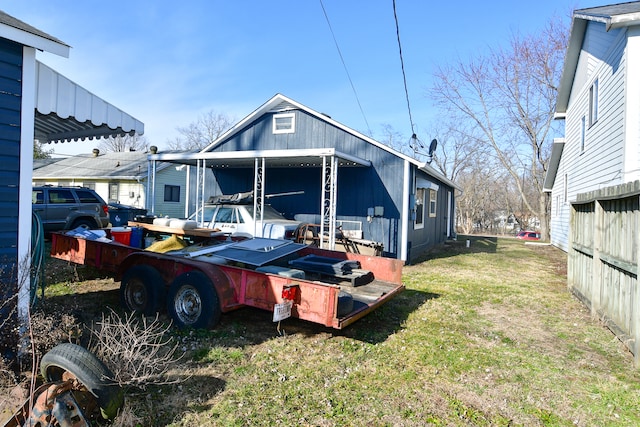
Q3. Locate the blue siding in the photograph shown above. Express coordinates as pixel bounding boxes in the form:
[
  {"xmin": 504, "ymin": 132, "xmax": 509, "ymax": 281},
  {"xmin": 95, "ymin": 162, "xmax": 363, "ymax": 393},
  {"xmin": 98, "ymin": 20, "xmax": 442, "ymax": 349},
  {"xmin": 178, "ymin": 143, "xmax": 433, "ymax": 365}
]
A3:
[
  {"xmin": 209, "ymin": 109, "xmax": 454, "ymax": 259},
  {"xmin": 0, "ymin": 38, "xmax": 21, "ymax": 274}
]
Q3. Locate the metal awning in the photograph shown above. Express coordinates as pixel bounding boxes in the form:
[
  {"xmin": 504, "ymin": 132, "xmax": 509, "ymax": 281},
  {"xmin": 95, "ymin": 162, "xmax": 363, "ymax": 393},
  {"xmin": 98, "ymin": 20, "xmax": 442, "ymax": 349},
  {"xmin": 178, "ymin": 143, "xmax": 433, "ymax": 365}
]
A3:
[
  {"xmin": 147, "ymin": 148, "xmax": 371, "ymax": 168},
  {"xmin": 34, "ymin": 61, "xmax": 144, "ymax": 143}
]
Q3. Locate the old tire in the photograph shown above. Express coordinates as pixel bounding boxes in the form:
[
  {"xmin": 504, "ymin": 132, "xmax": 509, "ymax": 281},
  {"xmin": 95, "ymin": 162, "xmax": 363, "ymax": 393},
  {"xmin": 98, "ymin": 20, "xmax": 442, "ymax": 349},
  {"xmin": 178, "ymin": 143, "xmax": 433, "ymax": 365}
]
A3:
[
  {"xmin": 40, "ymin": 343, "xmax": 123, "ymax": 420},
  {"xmin": 337, "ymin": 291, "xmax": 354, "ymax": 317},
  {"xmin": 120, "ymin": 265, "xmax": 165, "ymax": 315},
  {"xmin": 167, "ymin": 270, "xmax": 221, "ymax": 329}
]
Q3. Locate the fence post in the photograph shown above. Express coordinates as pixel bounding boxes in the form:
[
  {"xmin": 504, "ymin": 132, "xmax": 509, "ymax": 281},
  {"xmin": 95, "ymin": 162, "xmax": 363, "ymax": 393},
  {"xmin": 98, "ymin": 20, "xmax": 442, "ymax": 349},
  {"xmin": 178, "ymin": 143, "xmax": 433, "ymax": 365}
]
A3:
[{"xmin": 591, "ymin": 200, "xmax": 602, "ymax": 320}]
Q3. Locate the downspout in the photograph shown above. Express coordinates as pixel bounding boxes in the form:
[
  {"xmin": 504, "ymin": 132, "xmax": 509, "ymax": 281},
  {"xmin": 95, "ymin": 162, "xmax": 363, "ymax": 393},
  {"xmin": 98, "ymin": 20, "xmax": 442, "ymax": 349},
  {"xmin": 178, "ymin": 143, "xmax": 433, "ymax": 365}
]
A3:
[{"xmin": 400, "ymin": 159, "xmax": 410, "ymax": 261}]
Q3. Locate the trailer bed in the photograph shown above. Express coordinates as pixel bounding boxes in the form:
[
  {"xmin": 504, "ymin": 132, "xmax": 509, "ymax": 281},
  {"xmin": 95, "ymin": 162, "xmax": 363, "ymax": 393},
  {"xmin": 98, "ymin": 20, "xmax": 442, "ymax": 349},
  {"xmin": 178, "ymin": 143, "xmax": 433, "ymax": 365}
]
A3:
[{"xmin": 50, "ymin": 231, "xmax": 404, "ymax": 329}]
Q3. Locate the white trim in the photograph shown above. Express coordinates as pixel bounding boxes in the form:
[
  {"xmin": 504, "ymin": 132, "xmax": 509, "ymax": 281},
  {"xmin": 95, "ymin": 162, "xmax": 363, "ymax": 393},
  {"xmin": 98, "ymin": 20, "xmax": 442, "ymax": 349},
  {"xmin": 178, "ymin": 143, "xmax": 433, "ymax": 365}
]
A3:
[
  {"xmin": 400, "ymin": 159, "xmax": 410, "ymax": 261},
  {"xmin": 0, "ymin": 24, "xmax": 69, "ymax": 57},
  {"xmin": 272, "ymin": 112, "xmax": 296, "ymax": 134},
  {"xmin": 414, "ymin": 187, "xmax": 426, "ymax": 230},
  {"xmin": 624, "ymin": 27, "xmax": 640, "ymax": 182},
  {"xmin": 18, "ymin": 46, "xmax": 37, "ymax": 326}
]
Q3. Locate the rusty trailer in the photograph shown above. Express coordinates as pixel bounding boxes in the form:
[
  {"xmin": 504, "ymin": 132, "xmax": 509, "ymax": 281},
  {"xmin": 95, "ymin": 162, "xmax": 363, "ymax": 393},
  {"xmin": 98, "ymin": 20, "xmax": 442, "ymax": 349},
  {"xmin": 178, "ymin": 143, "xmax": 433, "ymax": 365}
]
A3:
[{"xmin": 50, "ymin": 230, "xmax": 404, "ymax": 330}]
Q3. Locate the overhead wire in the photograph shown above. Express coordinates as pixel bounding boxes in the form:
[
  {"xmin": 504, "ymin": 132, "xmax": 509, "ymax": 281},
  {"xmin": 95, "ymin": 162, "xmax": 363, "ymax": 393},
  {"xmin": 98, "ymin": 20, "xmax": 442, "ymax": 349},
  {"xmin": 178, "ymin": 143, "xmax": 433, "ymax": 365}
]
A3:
[
  {"xmin": 392, "ymin": 0, "xmax": 416, "ymax": 137},
  {"xmin": 319, "ymin": 0, "xmax": 372, "ymax": 136}
]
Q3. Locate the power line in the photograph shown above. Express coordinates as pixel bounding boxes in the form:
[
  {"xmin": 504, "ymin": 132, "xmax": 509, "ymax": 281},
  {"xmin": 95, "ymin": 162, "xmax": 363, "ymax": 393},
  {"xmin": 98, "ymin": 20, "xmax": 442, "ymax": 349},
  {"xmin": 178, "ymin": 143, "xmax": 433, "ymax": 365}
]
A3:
[
  {"xmin": 392, "ymin": 0, "xmax": 416, "ymax": 136},
  {"xmin": 319, "ymin": 0, "xmax": 372, "ymax": 136}
]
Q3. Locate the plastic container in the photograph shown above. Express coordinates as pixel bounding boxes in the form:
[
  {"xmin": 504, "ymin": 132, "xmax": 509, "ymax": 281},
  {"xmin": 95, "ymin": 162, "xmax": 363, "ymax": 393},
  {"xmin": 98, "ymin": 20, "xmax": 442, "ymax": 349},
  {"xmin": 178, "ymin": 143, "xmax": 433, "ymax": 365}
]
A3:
[
  {"xmin": 129, "ymin": 226, "xmax": 143, "ymax": 248},
  {"xmin": 111, "ymin": 227, "xmax": 132, "ymax": 245},
  {"xmin": 108, "ymin": 204, "xmax": 148, "ymax": 227}
]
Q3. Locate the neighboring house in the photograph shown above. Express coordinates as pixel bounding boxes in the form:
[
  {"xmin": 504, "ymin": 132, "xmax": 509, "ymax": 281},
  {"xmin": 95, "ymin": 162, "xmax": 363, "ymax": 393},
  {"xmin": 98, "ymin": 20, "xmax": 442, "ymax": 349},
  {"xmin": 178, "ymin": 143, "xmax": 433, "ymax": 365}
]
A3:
[
  {"xmin": 545, "ymin": 2, "xmax": 640, "ymax": 251},
  {"xmin": 32, "ymin": 149, "xmax": 188, "ymax": 218},
  {"xmin": 149, "ymin": 94, "xmax": 460, "ymax": 263},
  {"xmin": 0, "ymin": 10, "xmax": 143, "ymax": 355}
]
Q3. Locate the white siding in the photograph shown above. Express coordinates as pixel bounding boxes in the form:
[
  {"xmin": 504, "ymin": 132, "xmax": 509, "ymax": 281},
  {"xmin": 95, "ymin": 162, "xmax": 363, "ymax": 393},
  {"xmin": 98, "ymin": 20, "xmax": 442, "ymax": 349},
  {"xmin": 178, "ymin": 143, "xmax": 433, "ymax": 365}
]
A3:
[{"xmin": 551, "ymin": 22, "xmax": 628, "ymax": 250}]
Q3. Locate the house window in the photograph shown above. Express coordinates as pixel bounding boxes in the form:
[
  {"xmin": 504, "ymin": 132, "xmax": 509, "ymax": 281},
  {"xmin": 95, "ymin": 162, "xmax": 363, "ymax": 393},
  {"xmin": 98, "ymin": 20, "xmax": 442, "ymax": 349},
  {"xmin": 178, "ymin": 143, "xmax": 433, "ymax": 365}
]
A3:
[
  {"xmin": 164, "ymin": 185, "xmax": 180, "ymax": 202},
  {"xmin": 589, "ymin": 78, "xmax": 598, "ymax": 127},
  {"xmin": 414, "ymin": 188, "xmax": 425, "ymax": 229},
  {"xmin": 580, "ymin": 116, "xmax": 586, "ymax": 152},
  {"xmin": 109, "ymin": 182, "xmax": 119, "ymax": 203},
  {"xmin": 429, "ymin": 189, "xmax": 437, "ymax": 217},
  {"xmin": 273, "ymin": 113, "xmax": 295, "ymax": 134},
  {"xmin": 563, "ymin": 174, "xmax": 568, "ymax": 204},
  {"xmin": 83, "ymin": 182, "xmax": 96, "ymax": 190}
]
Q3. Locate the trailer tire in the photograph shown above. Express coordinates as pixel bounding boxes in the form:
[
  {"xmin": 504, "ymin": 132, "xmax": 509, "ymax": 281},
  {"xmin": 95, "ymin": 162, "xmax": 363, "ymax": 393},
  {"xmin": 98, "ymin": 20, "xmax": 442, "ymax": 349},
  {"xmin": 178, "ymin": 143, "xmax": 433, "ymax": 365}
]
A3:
[
  {"xmin": 337, "ymin": 291, "xmax": 354, "ymax": 317},
  {"xmin": 120, "ymin": 265, "xmax": 164, "ymax": 315},
  {"xmin": 167, "ymin": 270, "xmax": 221, "ymax": 329},
  {"xmin": 40, "ymin": 343, "xmax": 123, "ymax": 420}
]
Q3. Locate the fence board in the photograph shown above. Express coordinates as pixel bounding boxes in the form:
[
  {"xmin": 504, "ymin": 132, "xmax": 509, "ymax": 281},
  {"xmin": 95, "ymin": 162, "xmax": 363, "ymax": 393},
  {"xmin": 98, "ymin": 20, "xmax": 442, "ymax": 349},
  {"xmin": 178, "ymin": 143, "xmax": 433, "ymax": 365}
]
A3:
[{"xmin": 570, "ymin": 181, "xmax": 640, "ymax": 366}]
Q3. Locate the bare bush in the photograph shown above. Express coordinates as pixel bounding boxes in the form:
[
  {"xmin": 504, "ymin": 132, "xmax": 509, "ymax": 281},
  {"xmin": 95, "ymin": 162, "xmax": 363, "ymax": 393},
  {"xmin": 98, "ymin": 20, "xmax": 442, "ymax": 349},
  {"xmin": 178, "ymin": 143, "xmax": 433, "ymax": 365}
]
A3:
[{"xmin": 88, "ymin": 309, "xmax": 182, "ymax": 390}]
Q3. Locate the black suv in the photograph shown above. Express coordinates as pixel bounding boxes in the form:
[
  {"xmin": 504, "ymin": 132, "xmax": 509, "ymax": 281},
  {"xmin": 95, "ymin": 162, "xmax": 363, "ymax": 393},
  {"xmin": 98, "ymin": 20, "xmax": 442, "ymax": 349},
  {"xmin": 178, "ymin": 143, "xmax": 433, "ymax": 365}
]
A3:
[{"xmin": 32, "ymin": 186, "xmax": 110, "ymax": 233}]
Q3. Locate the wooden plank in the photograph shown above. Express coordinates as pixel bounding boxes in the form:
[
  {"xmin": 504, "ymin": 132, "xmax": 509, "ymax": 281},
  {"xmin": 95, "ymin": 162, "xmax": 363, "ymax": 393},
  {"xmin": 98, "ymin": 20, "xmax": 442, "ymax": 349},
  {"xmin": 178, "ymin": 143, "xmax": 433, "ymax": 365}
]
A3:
[{"xmin": 127, "ymin": 221, "xmax": 223, "ymax": 238}]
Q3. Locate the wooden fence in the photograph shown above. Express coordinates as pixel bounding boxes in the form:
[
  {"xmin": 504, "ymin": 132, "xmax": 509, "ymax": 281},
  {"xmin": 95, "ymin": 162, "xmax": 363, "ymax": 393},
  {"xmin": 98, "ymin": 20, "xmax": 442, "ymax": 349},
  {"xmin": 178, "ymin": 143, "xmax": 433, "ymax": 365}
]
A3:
[{"xmin": 569, "ymin": 180, "xmax": 640, "ymax": 365}]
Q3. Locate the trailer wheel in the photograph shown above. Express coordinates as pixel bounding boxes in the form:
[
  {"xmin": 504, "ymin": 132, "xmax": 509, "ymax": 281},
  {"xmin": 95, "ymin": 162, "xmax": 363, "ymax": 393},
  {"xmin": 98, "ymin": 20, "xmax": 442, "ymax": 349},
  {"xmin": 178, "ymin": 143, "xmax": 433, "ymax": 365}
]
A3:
[
  {"xmin": 120, "ymin": 265, "xmax": 164, "ymax": 315},
  {"xmin": 167, "ymin": 270, "xmax": 221, "ymax": 329},
  {"xmin": 40, "ymin": 343, "xmax": 123, "ymax": 420}
]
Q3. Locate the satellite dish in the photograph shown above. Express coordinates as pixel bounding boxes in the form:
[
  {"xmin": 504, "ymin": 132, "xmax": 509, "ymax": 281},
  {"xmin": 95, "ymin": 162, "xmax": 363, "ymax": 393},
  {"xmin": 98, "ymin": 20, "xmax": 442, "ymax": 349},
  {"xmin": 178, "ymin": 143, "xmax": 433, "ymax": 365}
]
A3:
[{"xmin": 428, "ymin": 139, "xmax": 438, "ymax": 156}]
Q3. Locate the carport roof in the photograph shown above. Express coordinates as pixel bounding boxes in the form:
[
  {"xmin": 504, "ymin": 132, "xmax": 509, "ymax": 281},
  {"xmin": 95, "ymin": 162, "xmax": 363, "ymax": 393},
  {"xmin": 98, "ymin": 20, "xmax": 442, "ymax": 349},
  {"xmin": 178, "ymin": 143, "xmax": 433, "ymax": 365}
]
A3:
[{"xmin": 147, "ymin": 148, "xmax": 371, "ymax": 168}]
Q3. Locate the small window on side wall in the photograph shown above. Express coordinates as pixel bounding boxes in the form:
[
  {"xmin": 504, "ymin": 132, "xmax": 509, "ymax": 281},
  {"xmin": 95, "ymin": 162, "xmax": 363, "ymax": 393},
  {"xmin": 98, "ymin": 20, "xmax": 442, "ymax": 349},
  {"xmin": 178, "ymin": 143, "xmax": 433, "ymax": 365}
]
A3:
[
  {"xmin": 164, "ymin": 185, "xmax": 180, "ymax": 202},
  {"xmin": 273, "ymin": 113, "xmax": 296, "ymax": 134},
  {"xmin": 429, "ymin": 189, "xmax": 437, "ymax": 217},
  {"xmin": 589, "ymin": 78, "xmax": 598, "ymax": 127},
  {"xmin": 414, "ymin": 188, "xmax": 425, "ymax": 229}
]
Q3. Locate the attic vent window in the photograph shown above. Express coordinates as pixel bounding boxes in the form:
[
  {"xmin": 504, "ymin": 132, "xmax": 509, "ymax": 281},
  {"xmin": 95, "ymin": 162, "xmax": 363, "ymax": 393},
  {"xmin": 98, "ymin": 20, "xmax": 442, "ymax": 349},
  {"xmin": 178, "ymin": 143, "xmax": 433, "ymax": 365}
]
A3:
[{"xmin": 273, "ymin": 113, "xmax": 295, "ymax": 134}]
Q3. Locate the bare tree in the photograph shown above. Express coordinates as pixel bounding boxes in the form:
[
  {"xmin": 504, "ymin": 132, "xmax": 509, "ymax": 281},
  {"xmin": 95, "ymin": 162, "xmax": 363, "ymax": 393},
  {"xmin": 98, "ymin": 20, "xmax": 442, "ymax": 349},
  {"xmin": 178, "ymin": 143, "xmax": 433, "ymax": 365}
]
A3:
[
  {"xmin": 99, "ymin": 134, "xmax": 148, "ymax": 152},
  {"xmin": 430, "ymin": 17, "xmax": 568, "ymax": 240},
  {"xmin": 168, "ymin": 109, "xmax": 235, "ymax": 151}
]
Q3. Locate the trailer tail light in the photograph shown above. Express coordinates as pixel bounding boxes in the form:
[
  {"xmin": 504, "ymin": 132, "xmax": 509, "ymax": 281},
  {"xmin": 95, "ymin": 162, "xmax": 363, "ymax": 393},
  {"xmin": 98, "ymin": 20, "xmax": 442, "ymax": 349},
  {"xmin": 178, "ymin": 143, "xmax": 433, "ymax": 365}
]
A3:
[{"xmin": 282, "ymin": 284, "xmax": 299, "ymax": 301}]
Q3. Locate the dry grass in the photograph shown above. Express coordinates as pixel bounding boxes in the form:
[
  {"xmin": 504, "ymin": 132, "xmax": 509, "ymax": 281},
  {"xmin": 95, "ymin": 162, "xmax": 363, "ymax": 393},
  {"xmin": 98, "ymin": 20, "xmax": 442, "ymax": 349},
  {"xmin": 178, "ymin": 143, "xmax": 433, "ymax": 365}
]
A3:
[{"xmin": 3, "ymin": 237, "xmax": 640, "ymax": 426}]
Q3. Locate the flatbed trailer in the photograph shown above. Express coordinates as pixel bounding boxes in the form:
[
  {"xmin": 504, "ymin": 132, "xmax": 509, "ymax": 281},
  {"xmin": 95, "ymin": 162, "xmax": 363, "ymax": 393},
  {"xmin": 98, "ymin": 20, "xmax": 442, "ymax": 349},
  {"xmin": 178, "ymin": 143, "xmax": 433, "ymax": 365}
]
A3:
[{"xmin": 50, "ymin": 229, "xmax": 404, "ymax": 329}]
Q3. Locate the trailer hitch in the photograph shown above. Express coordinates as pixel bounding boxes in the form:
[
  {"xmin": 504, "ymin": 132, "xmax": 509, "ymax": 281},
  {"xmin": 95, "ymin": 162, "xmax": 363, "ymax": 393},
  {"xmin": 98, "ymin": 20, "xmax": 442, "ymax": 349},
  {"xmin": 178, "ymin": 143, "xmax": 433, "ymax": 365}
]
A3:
[{"xmin": 5, "ymin": 379, "xmax": 92, "ymax": 427}]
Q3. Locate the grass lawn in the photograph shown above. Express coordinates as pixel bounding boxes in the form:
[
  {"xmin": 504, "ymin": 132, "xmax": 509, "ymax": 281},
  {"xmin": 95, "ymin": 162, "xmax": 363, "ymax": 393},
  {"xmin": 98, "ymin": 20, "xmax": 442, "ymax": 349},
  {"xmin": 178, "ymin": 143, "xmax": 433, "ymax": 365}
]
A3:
[{"xmin": 38, "ymin": 236, "xmax": 640, "ymax": 426}]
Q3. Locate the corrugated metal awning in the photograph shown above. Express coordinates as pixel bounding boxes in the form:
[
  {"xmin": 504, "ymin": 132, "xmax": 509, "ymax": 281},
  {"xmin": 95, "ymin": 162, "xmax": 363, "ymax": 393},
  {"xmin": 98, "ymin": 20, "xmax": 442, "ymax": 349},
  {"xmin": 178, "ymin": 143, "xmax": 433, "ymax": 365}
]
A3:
[{"xmin": 34, "ymin": 61, "xmax": 144, "ymax": 143}]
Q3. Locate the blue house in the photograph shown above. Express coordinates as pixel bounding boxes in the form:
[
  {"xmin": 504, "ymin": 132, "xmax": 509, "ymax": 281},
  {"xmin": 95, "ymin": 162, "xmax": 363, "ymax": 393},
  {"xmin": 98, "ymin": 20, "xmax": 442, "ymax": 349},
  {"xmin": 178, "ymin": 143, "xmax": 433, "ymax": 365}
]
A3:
[
  {"xmin": 0, "ymin": 10, "xmax": 143, "ymax": 355},
  {"xmin": 150, "ymin": 94, "xmax": 458, "ymax": 263}
]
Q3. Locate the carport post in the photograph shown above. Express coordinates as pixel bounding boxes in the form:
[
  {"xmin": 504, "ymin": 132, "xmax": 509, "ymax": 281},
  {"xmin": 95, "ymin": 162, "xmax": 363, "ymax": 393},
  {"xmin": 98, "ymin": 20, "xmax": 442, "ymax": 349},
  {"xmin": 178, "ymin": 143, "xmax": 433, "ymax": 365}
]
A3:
[
  {"xmin": 253, "ymin": 157, "xmax": 265, "ymax": 236},
  {"xmin": 320, "ymin": 155, "xmax": 337, "ymax": 250}
]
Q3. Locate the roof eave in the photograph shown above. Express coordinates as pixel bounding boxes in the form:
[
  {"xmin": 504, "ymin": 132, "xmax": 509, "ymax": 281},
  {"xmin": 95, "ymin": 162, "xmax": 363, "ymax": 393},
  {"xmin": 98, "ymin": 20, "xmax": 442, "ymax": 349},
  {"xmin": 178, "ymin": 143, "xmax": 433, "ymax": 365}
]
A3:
[{"xmin": 0, "ymin": 21, "xmax": 69, "ymax": 57}]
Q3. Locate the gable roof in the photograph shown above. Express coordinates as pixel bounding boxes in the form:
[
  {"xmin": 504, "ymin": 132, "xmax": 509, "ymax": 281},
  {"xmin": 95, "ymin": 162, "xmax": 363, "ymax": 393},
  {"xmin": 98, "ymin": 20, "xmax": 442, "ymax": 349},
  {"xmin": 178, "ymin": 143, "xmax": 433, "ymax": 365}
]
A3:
[
  {"xmin": 32, "ymin": 150, "xmax": 168, "ymax": 181},
  {"xmin": 556, "ymin": 1, "xmax": 640, "ymax": 116},
  {"xmin": 201, "ymin": 93, "xmax": 460, "ymax": 190}
]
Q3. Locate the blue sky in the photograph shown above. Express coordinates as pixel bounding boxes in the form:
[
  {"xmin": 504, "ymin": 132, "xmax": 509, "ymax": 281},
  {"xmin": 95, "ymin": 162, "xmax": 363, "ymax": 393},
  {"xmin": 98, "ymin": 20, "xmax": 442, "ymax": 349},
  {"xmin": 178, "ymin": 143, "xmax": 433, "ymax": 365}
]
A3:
[{"xmin": 5, "ymin": 0, "xmax": 606, "ymax": 156}]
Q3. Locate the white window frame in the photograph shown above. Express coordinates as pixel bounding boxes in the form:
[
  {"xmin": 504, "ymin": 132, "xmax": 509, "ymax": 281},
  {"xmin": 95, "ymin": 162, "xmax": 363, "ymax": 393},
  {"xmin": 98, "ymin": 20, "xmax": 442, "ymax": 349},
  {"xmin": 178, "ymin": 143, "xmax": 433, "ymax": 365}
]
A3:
[
  {"xmin": 580, "ymin": 115, "xmax": 586, "ymax": 153},
  {"xmin": 414, "ymin": 188, "xmax": 425, "ymax": 229},
  {"xmin": 589, "ymin": 78, "xmax": 598, "ymax": 127},
  {"xmin": 273, "ymin": 113, "xmax": 296, "ymax": 134},
  {"xmin": 429, "ymin": 188, "xmax": 437, "ymax": 218}
]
